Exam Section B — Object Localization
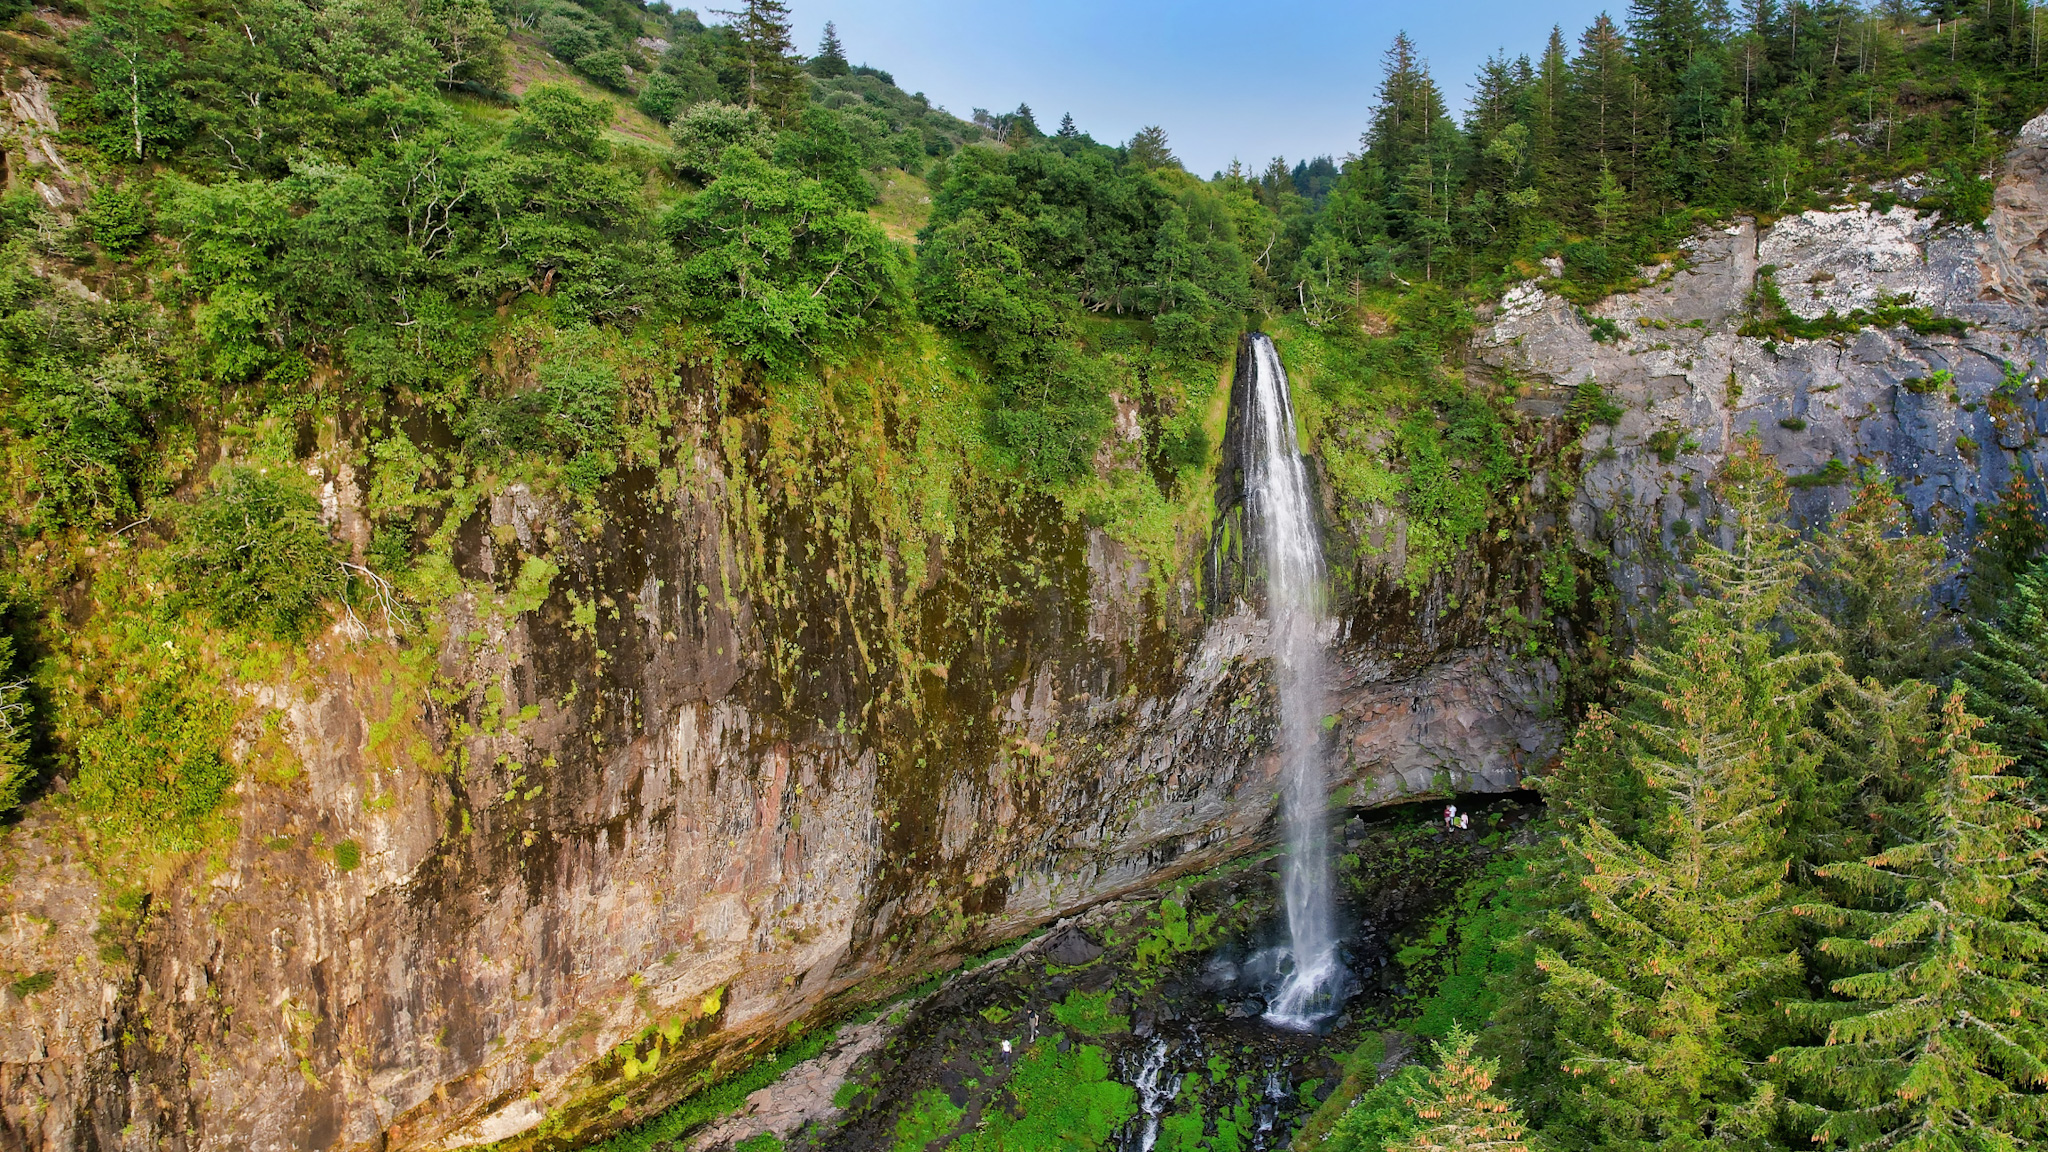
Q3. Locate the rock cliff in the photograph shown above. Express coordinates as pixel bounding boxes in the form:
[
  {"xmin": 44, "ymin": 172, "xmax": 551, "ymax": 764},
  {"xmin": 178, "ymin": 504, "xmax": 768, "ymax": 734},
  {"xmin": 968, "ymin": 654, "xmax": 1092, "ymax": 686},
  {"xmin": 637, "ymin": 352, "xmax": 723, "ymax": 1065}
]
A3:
[
  {"xmin": 0, "ymin": 387, "xmax": 1553, "ymax": 1147},
  {"xmin": 1477, "ymin": 112, "xmax": 2048, "ymax": 608}
]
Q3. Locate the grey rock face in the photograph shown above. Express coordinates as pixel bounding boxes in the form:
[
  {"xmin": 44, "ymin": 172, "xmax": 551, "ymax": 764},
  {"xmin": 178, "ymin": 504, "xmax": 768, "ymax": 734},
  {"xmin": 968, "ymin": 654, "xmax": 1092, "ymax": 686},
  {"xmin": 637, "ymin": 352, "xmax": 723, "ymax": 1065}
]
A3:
[{"xmin": 1477, "ymin": 118, "xmax": 2048, "ymax": 608}]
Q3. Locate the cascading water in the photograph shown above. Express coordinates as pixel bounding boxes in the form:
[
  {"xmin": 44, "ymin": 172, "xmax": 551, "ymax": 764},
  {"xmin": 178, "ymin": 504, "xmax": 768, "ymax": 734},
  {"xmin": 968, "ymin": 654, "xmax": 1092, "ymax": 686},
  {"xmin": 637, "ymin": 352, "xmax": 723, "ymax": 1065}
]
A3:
[
  {"xmin": 1241, "ymin": 334, "xmax": 1341, "ymax": 1030},
  {"xmin": 1122, "ymin": 1040, "xmax": 1178, "ymax": 1152}
]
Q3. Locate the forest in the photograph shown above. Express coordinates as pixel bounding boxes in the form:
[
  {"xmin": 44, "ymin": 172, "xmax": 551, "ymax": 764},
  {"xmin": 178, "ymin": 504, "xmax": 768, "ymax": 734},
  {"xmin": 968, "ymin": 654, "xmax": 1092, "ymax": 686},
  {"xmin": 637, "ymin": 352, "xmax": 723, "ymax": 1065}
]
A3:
[{"xmin": 0, "ymin": 0, "xmax": 2046, "ymax": 1147}]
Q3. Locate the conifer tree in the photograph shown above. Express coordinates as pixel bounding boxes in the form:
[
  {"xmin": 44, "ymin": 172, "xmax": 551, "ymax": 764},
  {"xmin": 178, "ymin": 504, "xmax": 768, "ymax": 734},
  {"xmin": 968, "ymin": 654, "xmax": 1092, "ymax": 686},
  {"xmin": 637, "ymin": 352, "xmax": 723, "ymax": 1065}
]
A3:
[
  {"xmin": 1795, "ymin": 475, "xmax": 1952, "ymax": 684},
  {"xmin": 1963, "ymin": 559, "xmax": 2048, "ymax": 782},
  {"xmin": 1533, "ymin": 438, "xmax": 1817, "ymax": 1148},
  {"xmin": 1367, "ymin": 32, "xmax": 1450, "ymax": 175},
  {"xmin": 1629, "ymin": 0, "xmax": 1708, "ymax": 93},
  {"xmin": 1565, "ymin": 15, "xmax": 1639, "ymax": 200},
  {"xmin": 1467, "ymin": 52, "xmax": 1528, "ymax": 142},
  {"xmin": 1128, "ymin": 125, "xmax": 1177, "ymax": 170},
  {"xmin": 810, "ymin": 20, "xmax": 849, "ymax": 77},
  {"xmin": 717, "ymin": 0, "xmax": 805, "ymax": 121},
  {"xmin": 1056, "ymin": 112, "xmax": 1078, "ymax": 139},
  {"xmin": 1591, "ymin": 162, "xmax": 1631, "ymax": 242},
  {"xmin": 1531, "ymin": 26, "xmax": 1570, "ymax": 200},
  {"xmin": 1780, "ymin": 690, "xmax": 2048, "ymax": 1149},
  {"xmin": 1390, "ymin": 1025, "xmax": 1532, "ymax": 1152}
]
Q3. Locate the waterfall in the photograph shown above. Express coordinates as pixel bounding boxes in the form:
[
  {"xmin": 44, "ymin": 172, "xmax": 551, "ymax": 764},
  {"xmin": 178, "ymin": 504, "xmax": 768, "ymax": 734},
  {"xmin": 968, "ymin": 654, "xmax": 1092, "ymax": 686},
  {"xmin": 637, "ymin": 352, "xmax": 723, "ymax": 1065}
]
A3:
[{"xmin": 1242, "ymin": 333, "xmax": 1340, "ymax": 1030}]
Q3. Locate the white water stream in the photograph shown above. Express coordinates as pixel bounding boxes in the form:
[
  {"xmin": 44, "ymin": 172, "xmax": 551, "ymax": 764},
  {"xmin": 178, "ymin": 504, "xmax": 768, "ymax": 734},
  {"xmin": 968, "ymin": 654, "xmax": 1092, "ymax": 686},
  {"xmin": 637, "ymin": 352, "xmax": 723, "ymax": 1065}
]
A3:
[{"xmin": 1242, "ymin": 334, "xmax": 1340, "ymax": 1030}]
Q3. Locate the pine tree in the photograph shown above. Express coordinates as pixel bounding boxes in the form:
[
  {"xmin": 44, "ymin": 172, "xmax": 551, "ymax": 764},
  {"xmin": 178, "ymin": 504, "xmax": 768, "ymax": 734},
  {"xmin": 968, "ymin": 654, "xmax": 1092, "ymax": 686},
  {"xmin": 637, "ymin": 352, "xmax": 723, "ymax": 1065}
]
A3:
[
  {"xmin": 810, "ymin": 19, "xmax": 849, "ymax": 77},
  {"xmin": 1795, "ymin": 475, "xmax": 1953, "ymax": 684},
  {"xmin": 1780, "ymin": 690, "xmax": 2048, "ymax": 1149},
  {"xmin": 1390, "ymin": 1025, "xmax": 1532, "ymax": 1152},
  {"xmin": 1056, "ymin": 112, "xmax": 1078, "ymax": 139}
]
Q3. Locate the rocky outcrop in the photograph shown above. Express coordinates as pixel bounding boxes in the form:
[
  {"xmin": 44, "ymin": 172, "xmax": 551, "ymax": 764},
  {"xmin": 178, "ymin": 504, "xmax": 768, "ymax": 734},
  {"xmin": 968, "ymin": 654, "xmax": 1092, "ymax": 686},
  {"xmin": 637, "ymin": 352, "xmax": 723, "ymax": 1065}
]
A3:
[{"xmin": 1476, "ymin": 113, "xmax": 2048, "ymax": 605}]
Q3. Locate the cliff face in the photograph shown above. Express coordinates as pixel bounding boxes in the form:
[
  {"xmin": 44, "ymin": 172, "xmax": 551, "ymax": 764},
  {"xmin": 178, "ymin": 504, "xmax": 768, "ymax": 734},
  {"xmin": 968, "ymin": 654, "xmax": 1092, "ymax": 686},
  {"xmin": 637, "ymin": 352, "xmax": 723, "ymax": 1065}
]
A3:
[
  {"xmin": 6, "ymin": 106, "xmax": 2046, "ymax": 1152},
  {"xmin": 1477, "ymin": 113, "xmax": 2048, "ymax": 606},
  {"xmin": 0, "ymin": 386, "xmax": 1554, "ymax": 1145}
]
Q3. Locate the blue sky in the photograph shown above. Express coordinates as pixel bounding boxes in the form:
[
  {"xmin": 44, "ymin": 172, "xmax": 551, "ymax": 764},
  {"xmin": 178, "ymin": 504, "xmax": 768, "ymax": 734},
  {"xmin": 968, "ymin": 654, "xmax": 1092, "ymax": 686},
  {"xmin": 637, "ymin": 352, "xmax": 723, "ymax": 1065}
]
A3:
[{"xmin": 786, "ymin": 0, "xmax": 1621, "ymax": 176}]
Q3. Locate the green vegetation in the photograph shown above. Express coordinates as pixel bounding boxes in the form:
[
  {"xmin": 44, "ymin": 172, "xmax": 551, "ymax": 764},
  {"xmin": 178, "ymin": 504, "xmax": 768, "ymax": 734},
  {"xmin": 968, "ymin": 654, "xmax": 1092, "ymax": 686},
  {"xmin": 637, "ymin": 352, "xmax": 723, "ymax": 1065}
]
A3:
[
  {"xmin": 1048, "ymin": 989, "xmax": 1129, "ymax": 1037},
  {"xmin": 891, "ymin": 1089, "xmax": 964, "ymax": 1152},
  {"xmin": 586, "ymin": 1026, "xmax": 835, "ymax": 1152},
  {"xmin": 172, "ymin": 466, "xmax": 343, "ymax": 642},
  {"xmin": 951, "ymin": 1039, "xmax": 1136, "ymax": 1152},
  {"xmin": 1306, "ymin": 441, "xmax": 2048, "ymax": 1152},
  {"xmin": 4, "ymin": 0, "xmax": 2048, "ymax": 1147}
]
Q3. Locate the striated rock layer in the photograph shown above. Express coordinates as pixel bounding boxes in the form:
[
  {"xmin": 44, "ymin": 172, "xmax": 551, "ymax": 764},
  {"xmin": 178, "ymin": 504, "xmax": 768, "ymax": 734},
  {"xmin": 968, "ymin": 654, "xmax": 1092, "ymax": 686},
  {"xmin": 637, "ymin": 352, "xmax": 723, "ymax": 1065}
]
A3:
[{"xmin": 6, "ymin": 108, "xmax": 2048, "ymax": 1152}]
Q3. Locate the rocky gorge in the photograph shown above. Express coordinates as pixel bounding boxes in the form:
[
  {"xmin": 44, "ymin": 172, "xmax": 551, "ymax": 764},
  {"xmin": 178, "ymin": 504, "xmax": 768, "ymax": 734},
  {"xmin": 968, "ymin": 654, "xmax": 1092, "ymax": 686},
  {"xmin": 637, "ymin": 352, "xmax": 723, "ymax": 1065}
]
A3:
[{"xmin": 4, "ymin": 71, "xmax": 2048, "ymax": 1152}]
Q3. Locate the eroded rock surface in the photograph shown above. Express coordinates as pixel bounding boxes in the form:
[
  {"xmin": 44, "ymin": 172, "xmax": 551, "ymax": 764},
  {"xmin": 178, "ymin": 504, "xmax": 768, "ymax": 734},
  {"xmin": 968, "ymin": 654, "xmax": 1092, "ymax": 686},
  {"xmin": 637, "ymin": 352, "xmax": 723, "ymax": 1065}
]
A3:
[
  {"xmin": 1477, "ymin": 112, "xmax": 2048, "ymax": 607},
  {"xmin": 0, "ymin": 419, "xmax": 1555, "ymax": 1150}
]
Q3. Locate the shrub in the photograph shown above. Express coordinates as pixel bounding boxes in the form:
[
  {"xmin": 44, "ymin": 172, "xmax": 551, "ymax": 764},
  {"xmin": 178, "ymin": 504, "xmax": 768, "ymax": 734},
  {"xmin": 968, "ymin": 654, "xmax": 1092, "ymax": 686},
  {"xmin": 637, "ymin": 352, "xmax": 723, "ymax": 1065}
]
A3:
[
  {"xmin": 1321, "ymin": 1063, "xmax": 1431, "ymax": 1152},
  {"xmin": 459, "ymin": 356, "xmax": 623, "ymax": 495},
  {"xmin": 17, "ymin": 349, "xmax": 161, "ymax": 529},
  {"xmin": 9, "ymin": 971, "xmax": 54, "ymax": 998},
  {"xmin": 1567, "ymin": 380, "xmax": 1625, "ymax": 428},
  {"xmin": 69, "ymin": 653, "xmax": 235, "ymax": 845},
  {"xmin": 573, "ymin": 48, "xmax": 628, "ymax": 91},
  {"xmin": 81, "ymin": 183, "xmax": 151, "ymax": 254},
  {"xmin": 1902, "ymin": 369, "xmax": 1954, "ymax": 395},
  {"xmin": 668, "ymin": 102, "xmax": 770, "ymax": 180},
  {"xmin": 333, "ymin": 840, "xmax": 361, "ymax": 871},
  {"xmin": 1786, "ymin": 459, "xmax": 1852, "ymax": 489},
  {"xmin": 0, "ymin": 636, "xmax": 32, "ymax": 820},
  {"xmin": 173, "ymin": 466, "xmax": 342, "ymax": 641}
]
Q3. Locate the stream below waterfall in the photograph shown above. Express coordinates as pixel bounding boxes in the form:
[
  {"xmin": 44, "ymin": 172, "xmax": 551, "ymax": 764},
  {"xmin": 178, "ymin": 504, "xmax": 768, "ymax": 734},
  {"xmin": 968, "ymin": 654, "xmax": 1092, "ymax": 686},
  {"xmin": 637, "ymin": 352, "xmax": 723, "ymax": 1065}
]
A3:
[{"xmin": 788, "ymin": 794, "xmax": 1541, "ymax": 1152}]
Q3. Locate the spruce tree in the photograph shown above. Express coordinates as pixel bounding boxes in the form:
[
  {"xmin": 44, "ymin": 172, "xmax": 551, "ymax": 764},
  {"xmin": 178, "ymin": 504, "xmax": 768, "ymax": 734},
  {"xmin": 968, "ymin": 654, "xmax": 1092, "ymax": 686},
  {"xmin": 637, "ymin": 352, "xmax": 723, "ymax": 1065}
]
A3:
[
  {"xmin": 1391, "ymin": 1025, "xmax": 1532, "ymax": 1152},
  {"xmin": 1963, "ymin": 559, "xmax": 2048, "ymax": 782},
  {"xmin": 717, "ymin": 0, "xmax": 805, "ymax": 121},
  {"xmin": 1795, "ymin": 475, "xmax": 1953, "ymax": 684},
  {"xmin": 1628, "ymin": 0, "xmax": 1708, "ymax": 93},
  {"xmin": 810, "ymin": 20, "xmax": 849, "ymax": 77},
  {"xmin": 1565, "ymin": 15, "xmax": 1638, "ymax": 206},
  {"xmin": 1531, "ymin": 26, "xmax": 1570, "ymax": 203},
  {"xmin": 1056, "ymin": 112, "xmax": 1078, "ymax": 139},
  {"xmin": 1533, "ymin": 438, "xmax": 1817, "ymax": 1149},
  {"xmin": 1128, "ymin": 125, "xmax": 1177, "ymax": 170},
  {"xmin": 1367, "ymin": 32, "xmax": 1450, "ymax": 174},
  {"xmin": 1780, "ymin": 690, "xmax": 2048, "ymax": 1149}
]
